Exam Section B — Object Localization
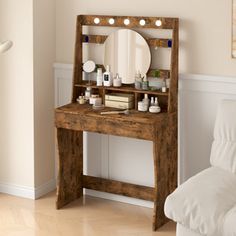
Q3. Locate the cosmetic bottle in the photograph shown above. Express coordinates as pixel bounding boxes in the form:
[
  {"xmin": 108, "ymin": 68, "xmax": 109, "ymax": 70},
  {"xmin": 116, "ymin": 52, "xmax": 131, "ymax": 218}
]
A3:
[
  {"xmin": 96, "ymin": 68, "xmax": 103, "ymax": 86},
  {"xmin": 103, "ymin": 65, "xmax": 113, "ymax": 87},
  {"xmin": 85, "ymin": 87, "xmax": 91, "ymax": 100},
  {"xmin": 113, "ymin": 73, "xmax": 122, "ymax": 87},
  {"xmin": 150, "ymin": 97, "xmax": 155, "ymax": 106},
  {"xmin": 154, "ymin": 97, "xmax": 159, "ymax": 106},
  {"xmin": 143, "ymin": 94, "xmax": 150, "ymax": 107},
  {"xmin": 135, "ymin": 71, "xmax": 142, "ymax": 89},
  {"xmin": 141, "ymin": 74, "xmax": 149, "ymax": 90}
]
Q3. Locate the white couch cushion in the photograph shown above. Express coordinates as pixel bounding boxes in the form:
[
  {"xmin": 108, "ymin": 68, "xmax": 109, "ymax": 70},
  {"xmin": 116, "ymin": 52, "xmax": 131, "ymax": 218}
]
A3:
[
  {"xmin": 177, "ymin": 223, "xmax": 202, "ymax": 236},
  {"xmin": 210, "ymin": 100, "xmax": 236, "ymax": 174},
  {"xmin": 222, "ymin": 204, "xmax": 236, "ymax": 236},
  {"xmin": 164, "ymin": 167, "xmax": 236, "ymax": 236}
]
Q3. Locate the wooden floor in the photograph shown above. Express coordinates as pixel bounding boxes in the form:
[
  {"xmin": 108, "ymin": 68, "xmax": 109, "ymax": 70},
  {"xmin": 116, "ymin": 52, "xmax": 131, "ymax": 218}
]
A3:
[{"xmin": 0, "ymin": 191, "xmax": 176, "ymax": 236}]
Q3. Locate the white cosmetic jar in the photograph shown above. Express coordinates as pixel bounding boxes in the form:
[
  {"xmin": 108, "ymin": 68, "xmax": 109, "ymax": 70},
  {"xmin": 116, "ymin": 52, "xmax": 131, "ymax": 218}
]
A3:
[{"xmin": 149, "ymin": 106, "xmax": 161, "ymax": 113}]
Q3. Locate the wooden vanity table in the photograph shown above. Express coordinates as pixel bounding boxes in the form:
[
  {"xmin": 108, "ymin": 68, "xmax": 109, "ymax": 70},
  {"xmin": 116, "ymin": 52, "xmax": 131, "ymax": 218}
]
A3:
[{"xmin": 55, "ymin": 15, "xmax": 178, "ymax": 231}]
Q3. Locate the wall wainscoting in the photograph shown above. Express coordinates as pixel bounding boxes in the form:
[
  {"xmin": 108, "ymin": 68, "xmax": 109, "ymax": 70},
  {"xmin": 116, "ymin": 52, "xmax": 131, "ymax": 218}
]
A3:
[{"xmin": 54, "ymin": 63, "xmax": 236, "ymax": 208}]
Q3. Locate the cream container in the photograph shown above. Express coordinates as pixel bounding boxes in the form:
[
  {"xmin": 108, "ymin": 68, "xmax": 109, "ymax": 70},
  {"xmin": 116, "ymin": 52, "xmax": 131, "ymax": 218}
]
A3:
[
  {"xmin": 89, "ymin": 95, "xmax": 101, "ymax": 105},
  {"xmin": 149, "ymin": 105, "xmax": 161, "ymax": 113},
  {"xmin": 77, "ymin": 96, "xmax": 86, "ymax": 104},
  {"xmin": 113, "ymin": 74, "xmax": 122, "ymax": 87}
]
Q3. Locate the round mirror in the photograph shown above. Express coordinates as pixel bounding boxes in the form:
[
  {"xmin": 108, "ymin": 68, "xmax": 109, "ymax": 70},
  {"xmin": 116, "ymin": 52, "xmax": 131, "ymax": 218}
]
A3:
[{"xmin": 103, "ymin": 29, "xmax": 151, "ymax": 84}]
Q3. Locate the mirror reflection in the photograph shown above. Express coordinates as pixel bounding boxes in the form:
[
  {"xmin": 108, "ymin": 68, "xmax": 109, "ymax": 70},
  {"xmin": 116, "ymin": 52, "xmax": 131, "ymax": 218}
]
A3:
[{"xmin": 103, "ymin": 29, "xmax": 151, "ymax": 84}]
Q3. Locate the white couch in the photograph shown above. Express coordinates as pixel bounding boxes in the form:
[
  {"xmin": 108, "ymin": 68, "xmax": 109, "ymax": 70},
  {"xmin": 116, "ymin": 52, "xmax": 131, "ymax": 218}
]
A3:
[{"xmin": 164, "ymin": 100, "xmax": 236, "ymax": 236}]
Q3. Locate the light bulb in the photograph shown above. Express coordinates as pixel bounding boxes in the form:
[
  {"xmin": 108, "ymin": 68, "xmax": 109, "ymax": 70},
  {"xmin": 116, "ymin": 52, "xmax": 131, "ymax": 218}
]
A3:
[
  {"xmin": 155, "ymin": 20, "xmax": 162, "ymax": 27},
  {"xmin": 124, "ymin": 19, "xmax": 130, "ymax": 25},
  {"xmin": 139, "ymin": 19, "xmax": 146, "ymax": 26},
  {"xmin": 109, "ymin": 18, "xmax": 115, "ymax": 25},
  {"xmin": 94, "ymin": 18, "xmax": 100, "ymax": 24}
]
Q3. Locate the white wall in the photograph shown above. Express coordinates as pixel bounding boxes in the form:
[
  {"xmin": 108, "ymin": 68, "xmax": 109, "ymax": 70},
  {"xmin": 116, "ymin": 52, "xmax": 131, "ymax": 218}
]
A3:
[
  {"xmin": 33, "ymin": 0, "xmax": 56, "ymax": 187},
  {"xmin": 0, "ymin": 0, "xmax": 34, "ymax": 187},
  {"xmin": 0, "ymin": 0, "xmax": 56, "ymax": 198}
]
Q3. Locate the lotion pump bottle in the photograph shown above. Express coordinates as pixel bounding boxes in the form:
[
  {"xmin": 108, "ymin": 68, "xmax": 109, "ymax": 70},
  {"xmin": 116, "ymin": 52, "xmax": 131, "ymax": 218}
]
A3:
[{"xmin": 103, "ymin": 65, "xmax": 113, "ymax": 87}]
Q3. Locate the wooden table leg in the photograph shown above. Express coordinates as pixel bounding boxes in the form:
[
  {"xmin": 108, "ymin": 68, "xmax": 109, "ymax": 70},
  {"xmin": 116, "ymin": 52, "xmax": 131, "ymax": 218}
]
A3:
[
  {"xmin": 56, "ymin": 128, "xmax": 83, "ymax": 209},
  {"xmin": 152, "ymin": 114, "xmax": 177, "ymax": 231}
]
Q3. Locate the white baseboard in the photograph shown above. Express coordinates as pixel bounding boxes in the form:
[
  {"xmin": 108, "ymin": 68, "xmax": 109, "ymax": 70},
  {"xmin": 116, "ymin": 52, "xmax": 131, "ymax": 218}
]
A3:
[
  {"xmin": 34, "ymin": 179, "xmax": 56, "ymax": 199},
  {"xmin": 0, "ymin": 182, "xmax": 35, "ymax": 199},
  {"xmin": 0, "ymin": 179, "xmax": 56, "ymax": 200},
  {"xmin": 85, "ymin": 189, "xmax": 154, "ymax": 208}
]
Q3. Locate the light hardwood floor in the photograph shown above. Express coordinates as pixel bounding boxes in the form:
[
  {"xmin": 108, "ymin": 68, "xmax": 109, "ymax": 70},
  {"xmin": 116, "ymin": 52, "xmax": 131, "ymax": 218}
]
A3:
[{"xmin": 0, "ymin": 191, "xmax": 176, "ymax": 236}]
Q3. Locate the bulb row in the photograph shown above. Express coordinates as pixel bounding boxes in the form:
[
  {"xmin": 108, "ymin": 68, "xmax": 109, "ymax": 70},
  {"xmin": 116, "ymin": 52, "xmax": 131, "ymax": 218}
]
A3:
[{"xmin": 93, "ymin": 17, "xmax": 162, "ymax": 27}]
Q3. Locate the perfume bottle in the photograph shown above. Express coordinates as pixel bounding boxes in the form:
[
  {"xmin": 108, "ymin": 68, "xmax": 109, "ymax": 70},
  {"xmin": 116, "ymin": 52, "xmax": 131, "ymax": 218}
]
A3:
[
  {"xmin": 103, "ymin": 65, "xmax": 113, "ymax": 87},
  {"xmin": 135, "ymin": 71, "xmax": 142, "ymax": 89},
  {"xmin": 141, "ymin": 74, "xmax": 149, "ymax": 90},
  {"xmin": 143, "ymin": 94, "xmax": 150, "ymax": 107},
  {"xmin": 150, "ymin": 97, "xmax": 155, "ymax": 106},
  {"xmin": 154, "ymin": 97, "xmax": 159, "ymax": 106},
  {"xmin": 85, "ymin": 87, "xmax": 91, "ymax": 100},
  {"xmin": 96, "ymin": 68, "xmax": 103, "ymax": 86}
]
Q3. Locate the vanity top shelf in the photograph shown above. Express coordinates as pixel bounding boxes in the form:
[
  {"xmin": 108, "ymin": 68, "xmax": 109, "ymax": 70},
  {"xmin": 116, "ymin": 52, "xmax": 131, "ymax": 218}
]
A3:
[{"xmin": 75, "ymin": 83, "xmax": 169, "ymax": 96}]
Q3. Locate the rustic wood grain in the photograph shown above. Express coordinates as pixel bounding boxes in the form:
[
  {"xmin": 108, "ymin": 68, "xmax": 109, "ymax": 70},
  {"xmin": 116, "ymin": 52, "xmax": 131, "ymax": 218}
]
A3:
[
  {"xmin": 82, "ymin": 34, "xmax": 172, "ymax": 48},
  {"xmin": 168, "ymin": 19, "xmax": 179, "ymax": 113},
  {"xmin": 56, "ymin": 128, "xmax": 83, "ymax": 209},
  {"xmin": 56, "ymin": 14, "xmax": 179, "ymax": 232},
  {"xmin": 152, "ymin": 112, "xmax": 177, "ymax": 230},
  {"xmin": 83, "ymin": 175, "xmax": 154, "ymax": 201},
  {"xmin": 72, "ymin": 16, "xmax": 83, "ymax": 102},
  {"xmin": 80, "ymin": 15, "xmax": 177, "ymax": 29},
  {"xmin": 55, "ymin": 103, "xmax": 166, "ymax": 141}
]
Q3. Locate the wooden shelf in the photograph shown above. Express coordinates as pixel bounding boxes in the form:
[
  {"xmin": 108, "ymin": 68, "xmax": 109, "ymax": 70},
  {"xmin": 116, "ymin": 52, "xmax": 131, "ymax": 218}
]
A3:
[{"xmin": 75, "ymin": 83, "xmax": 169, "ymax": 96}]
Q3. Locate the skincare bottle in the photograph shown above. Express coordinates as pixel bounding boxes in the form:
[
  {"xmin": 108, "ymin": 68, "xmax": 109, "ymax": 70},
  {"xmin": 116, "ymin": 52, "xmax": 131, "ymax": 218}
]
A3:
[
  {"xmin": 161, "ymin": 86, "xmax": 167, "ymax": 92},
  {"xmin": 85, "ymin": 87, "xmax": 91, "ymax": 100},
  {"xmin": 142, "ymin": 74, "xmax": 149, "ymax": 90},
  {"xmin": 154, "ymin": 97, "xmax": 159, "ymax": 106},
  {"xmin": 161, "ymin": 78, "xmax": 167, "ymax": 92},
  {"xmin": 143, "ymin": 94, "xmax": 150, "ymax": 107},
  {"xmin": 135, "ymin": 71, "xmax": 142, "ymax": 89},
  {"xmin": 150, "ymin": 97, "xmax": 155, "ymax": 106},
  {"xmin": 96, "ymin": 68, "xmax": 103, "ymax": 86},
  {"xmin": 113, "ymin": 73, "xmax": 122, "ymax": 87},
  {"xmin": 103, "ymin": 65, "xmax": 113, "ymax": 87}
]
